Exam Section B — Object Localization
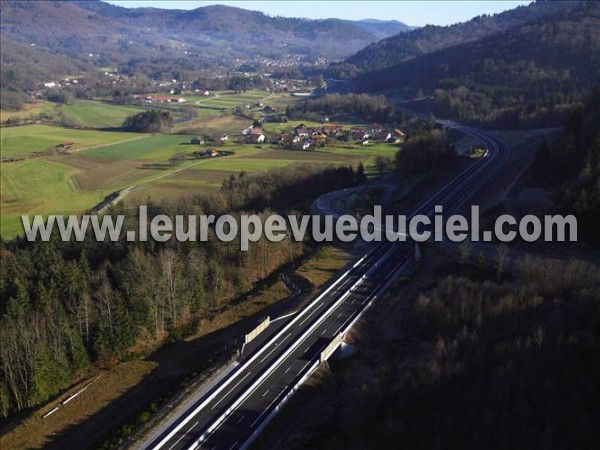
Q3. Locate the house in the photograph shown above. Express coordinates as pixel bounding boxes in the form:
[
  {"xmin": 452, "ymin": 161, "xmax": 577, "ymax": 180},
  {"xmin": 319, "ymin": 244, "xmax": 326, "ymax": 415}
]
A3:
[
  {"xmin": 248, "ymin": 134, "xmax": 265, "ymax": 144},
  {"xmin": 322, "ymin": 123, "xmax": 342, "ymax": 135},
  {"xmin": 375, "ymin": 130, "xmax": 392, "ymax": 142},
  {"xmin": 367, "ymin": 123, "xmax": 384, "ymax": 135},
  {"xmin": 197, "ymin": 148, "xmax": 218, "ymax": 158},
  {"xmin": 219, "ymin": 134, "xmax": 229, "ymax": 143},
  {"xmin": 144, "ymin": 95, "xmax": 185, "ymax": 104},
  {"xmin": 295, "ymin": 127, "xmax": 309, "ymax": 138},
  {"xmin": 191, "ymin": 137, "xmax": 204, "ymax": 145},
  {"xmin": 277, "ymin": 134, "xmax": 295, "ymax": 146},
  {"xmin": 350, "ymin": 129, "xmax": 365, "ymax": 142},
  {"xmin": 250, "ymin": 126, "xmax": 263, "ymax": 136},
  {"xmin": 393, "ymin": 129, "xmax": 407, "ymax": 142},
  {"xmin": 302, "ymin": 141, "xmax": 312, "ymax": 150},
  {"xmin": 56, "ymin": 141, "xmax": 74, "ymax": 150}
]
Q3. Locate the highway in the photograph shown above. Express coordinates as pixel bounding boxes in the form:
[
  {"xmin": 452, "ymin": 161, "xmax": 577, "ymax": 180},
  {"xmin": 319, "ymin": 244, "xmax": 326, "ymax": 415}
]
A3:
[{"xmin": 146, "ymin": 122, "xmax": 511, "ymax": 450}]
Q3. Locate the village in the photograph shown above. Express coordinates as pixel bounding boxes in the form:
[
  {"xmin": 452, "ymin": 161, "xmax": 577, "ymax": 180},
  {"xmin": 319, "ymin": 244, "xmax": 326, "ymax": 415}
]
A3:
[{"xmin": 188, "ymin": 119, "xmax": 407, "ymax": 158}]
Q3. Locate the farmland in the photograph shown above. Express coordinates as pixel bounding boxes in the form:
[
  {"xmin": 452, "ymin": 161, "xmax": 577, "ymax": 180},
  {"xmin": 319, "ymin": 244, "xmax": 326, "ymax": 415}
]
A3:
[
  {"xmin": 0, "ymin": 89, "xmax": 399, "ymax": 238},
  {"xmin": 0, "ymin": 124, "xmax": 142, "ymax": 159},
  {"xmin": 60, "ymin": 100, "xmax": 145, "ymax": 128}
]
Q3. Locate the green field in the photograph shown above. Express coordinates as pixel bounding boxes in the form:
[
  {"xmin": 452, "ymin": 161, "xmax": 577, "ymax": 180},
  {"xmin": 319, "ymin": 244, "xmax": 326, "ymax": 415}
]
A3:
[
  {"xmin": 60, "ymin": 100, "xmax": 146, "ymax": 128},
  {"xmin": 80, "ymin": 134, "xmax": 187, "ymax": 160},
  {"xmin": 1, "ymin": 114, "xmax": 399, "ymax": 238},
  {"xmin": 0, "ymin": 125, "xmax": 141, "ymax": 158},
  {"xmin": 0, "ymin": 101, "xmax": 55, "ymax": 122},
  {"xmin": 1, "ymin": 158, "xmax": 109, "ymax": 236}
]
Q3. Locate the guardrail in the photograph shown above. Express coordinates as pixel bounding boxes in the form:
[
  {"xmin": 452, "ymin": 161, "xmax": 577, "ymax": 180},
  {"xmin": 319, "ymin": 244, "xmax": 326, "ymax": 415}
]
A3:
[
  {"xmin": 190, "ymin": 245, "xmax": 397, "ymax": 449},
  {"xmin": 152, "ymin": 244, "xmax": 385, "ymax": 449},
  {"xmin": 234, "ymin": 122, "xmax": 508, "ymax": 450}
]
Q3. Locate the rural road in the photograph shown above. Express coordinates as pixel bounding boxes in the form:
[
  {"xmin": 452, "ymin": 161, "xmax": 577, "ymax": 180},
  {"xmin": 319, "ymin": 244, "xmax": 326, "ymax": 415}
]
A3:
[{"xmin": 141, "ymin": 120, "xmax": 511, "ymax": 450}]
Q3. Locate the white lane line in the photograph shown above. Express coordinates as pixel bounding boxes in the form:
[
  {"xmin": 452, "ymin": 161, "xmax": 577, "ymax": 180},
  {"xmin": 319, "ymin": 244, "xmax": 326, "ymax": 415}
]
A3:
[
  {"xmin": 336, "ymin": 312, "xmax": 343, "ymax": 318},
  {"xmin": 322, "ymin": 328, "xmax": 327, "ymax": 334},
  {"xmin": 285, "ymin": 366, "xmax": 292, "ymax": 374},
  {"xmin": 211, "ymin": 372, "xmax": 251, "ymax": 409},
  {"xmin": 168, "ymin": 420, "xmax": 198, "ymax": 450},
  {"xmin": 228, "ymin": 441, "xmax": 239, "ymax": 450},
  {"xmin": 259, "ymin": 342, "xmax": 281, "ymax": 363},
  {"xmin": 236, "ymin": 415, "xmax": 245, "ymax": 424},
  {"xmin": 250, "ymin": 390, "xmax": 285, "ymax": 427},
  {"xmin": 262, "ymin": 389, "xmax": 269, "ymax": 397}
]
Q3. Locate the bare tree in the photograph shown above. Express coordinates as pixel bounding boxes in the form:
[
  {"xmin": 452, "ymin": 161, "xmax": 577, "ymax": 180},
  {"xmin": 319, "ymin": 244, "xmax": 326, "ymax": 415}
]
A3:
[
  {"xmin": 495, "ymin": 244, "xmax": 509, "ymax": 281},
  {"xmin": 459, "ymin": 241, "xmax": 472, "ymax": 266}
]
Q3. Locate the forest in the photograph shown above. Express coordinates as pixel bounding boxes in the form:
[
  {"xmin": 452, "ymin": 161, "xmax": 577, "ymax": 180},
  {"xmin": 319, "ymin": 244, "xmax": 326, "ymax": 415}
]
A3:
[
  {"xmin": 394, "ymin": 129, "xmax": 457, "ymax": 180},
  {"xmin": 529, "ymin": 89, "xmax": 600, "ymax": 246},
  {"xmin": 350, "ymin": 1, "xmax": 600, "ymax": 129},
  {"xmin": 298, "ymin": 254, "xmax": 600, "ymax": 449},
  {"xmin": 122, "ymin": 110, "xmax": 173, "ymax": 133},
  {"xmin": 0, "ymin": 164, "xmax": 362, "ymax": 418},
  {"xmin": 285, "ymin": 93, "xmax": 398, "ymax": 124}
]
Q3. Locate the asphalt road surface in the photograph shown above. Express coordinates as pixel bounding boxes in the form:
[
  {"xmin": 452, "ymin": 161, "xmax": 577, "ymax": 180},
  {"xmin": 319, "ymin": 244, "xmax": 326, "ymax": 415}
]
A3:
[{"xmin": 147, "ymin": 121, "xmax": 510, "ymax": 450}]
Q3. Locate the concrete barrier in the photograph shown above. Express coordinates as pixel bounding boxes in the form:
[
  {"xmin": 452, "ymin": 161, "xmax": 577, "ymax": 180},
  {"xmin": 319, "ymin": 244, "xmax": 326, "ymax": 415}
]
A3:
[
  {"xmin": 320, "ymin": 333, "xmax": 343, "ymax": 363},
  {"xmin": 244, "ymin": 316, "xmax": 270, "ymax": 345}
]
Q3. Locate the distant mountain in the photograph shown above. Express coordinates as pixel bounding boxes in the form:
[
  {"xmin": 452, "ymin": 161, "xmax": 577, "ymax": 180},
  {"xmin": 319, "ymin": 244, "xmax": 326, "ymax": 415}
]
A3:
[
  {"xmin": 351, "ymin": 19, "xmax": 415, "ymax": 39},
  {"xmin": 342, "ymin": 0, "xmax": 581, "ymax": 74},
  {"xmin": 354, "ymin": 1, "xmax": 600, "ymax": 128},
  {"xmin": 0, "ymin": 0, "xmax": 412, "ymax": 73}
]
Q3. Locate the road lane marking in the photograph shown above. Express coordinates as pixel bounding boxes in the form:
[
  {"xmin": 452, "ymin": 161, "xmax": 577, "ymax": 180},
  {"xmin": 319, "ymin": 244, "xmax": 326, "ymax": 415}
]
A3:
[
  {"xmin": 236, "ymin": 415, "xmax": 245, "ymax": 424},
  {"xmin": 167, "ymin": 420, "xmax": 199, "ymax": 450},
  {"xmin": 250, "ymin": 389, "xmax": 285, "ymax": 428},
  {"xmin": 211, "ymin": 372, "xmax": 251, "ymax": 409},
  {"xmin": 262, "ymin": 389, "xmax": 269, "ymax": 397},
  {"xmin": 285, "ymin": 366, "xmax": 291, "ymax": 373},
  {"xmin": 228, "ymin": 441, "xmax": 239, "ymax": 450},
  {"xmin": 259, "ymin": 342, "xmax": 281, "ymax": 363}
]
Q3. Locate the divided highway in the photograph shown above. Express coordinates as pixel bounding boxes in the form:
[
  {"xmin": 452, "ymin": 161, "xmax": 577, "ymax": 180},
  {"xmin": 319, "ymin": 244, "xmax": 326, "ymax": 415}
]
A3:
[{"xmin": 146, "ymin": 122, "xmax": 511, "ymax": 450}]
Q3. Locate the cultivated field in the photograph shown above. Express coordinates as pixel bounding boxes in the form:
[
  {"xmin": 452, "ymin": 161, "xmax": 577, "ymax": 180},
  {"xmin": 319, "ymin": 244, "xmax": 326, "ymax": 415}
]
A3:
[
  {"xmin": 0, "ymin": 101, "xmax": 55, "ymax": 122},
  {"xmin": 0, "ymin": 124, "xmax": 141, "ymax": 158},
  {"xmin": 0, "ymin": 89, "xmax": 398, "ymax": 238},
  {"xmin": 60, "ymin": 100, "xmax": 146, "ymax": 128}
]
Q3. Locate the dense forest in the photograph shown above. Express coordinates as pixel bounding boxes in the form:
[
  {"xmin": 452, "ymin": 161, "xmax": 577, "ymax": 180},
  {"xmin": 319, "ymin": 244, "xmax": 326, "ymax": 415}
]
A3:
[
  {"xmin": 122, "ymin": 110, "xmax": 173, "ymax": 133},
  {"xmin": 529, "ymin": 89, "xmax": 600, "ymax": 246},
  {"xmin": 285, "ymin": 93, "xmax": 398, "ymax": 124},
  {"xmin": 0, "ymin": 164, "xmax": 362, "ymax": 418},
  {"xmin": 298, "ymin": 255, "xmax": 600, "ymax": 449},
  {"xmin": 342, "ymin": 1, "xmax": 600, "ymax": 129},
  {"xmin": 394, "ymin": 129, "xmax": 457, "ymax": 180},
  {"xmin": 339, "ymin": 0, "xmax": 581, "ymax": 74}
]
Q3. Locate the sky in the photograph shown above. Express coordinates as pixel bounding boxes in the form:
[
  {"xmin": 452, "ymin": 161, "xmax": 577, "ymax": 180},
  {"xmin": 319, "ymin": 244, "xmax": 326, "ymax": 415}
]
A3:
[{"xmin": 104, "ymin": 1, "xmax": 532, "ymax": 27}]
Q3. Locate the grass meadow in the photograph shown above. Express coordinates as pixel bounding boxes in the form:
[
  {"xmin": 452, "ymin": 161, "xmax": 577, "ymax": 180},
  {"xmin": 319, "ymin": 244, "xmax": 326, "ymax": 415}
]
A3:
[
  {"xmin": 0, "ymin": 124, "xmax": 140, "ymax": 158},
  {"xmin": 0, "ymin": 91, "xmax": 399, "ymax": 238}
]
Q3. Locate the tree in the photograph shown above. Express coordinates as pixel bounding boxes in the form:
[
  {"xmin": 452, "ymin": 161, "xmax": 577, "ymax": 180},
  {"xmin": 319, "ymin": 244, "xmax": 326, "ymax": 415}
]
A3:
[
  {"xmin": 356, "ymin": 162, "xmax": 367, "ymax": 183},
  {"xmin": 123, "ymin": 110, "xmax": 172, "ymax": 133},
  {"xmin": 495, "ymin": 244, "xmax": 509, "ymax": 281},
  {"xmin": 374, "ymin": 155, "xmax": 390, "ymax": 176},
  {"xmin": 168, "ymin": 152, "xmax": 186, "ymax": 169}
]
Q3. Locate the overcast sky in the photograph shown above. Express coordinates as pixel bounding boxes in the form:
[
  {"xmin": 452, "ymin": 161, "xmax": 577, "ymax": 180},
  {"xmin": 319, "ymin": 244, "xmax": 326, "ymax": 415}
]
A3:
[{"xmin": 104, "ymin": 1, "xmax": 532, "ymax": 27}]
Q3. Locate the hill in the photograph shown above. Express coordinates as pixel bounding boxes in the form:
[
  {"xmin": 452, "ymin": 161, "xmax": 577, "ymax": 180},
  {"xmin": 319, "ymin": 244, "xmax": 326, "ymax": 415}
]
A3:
[
  {"xmin": 340, "ymin": 0, "xmax": 581, "ymax": 75},
  {"xmin": 350, "ymin": 1, "xmax": 600, "ymax": 128},
  {"xmin": 1, "ymin": 0, "xmax": 411, "ymax": 74},
  {"xmin": 0, "ymin": 35, "xmax": 94, "ymax": 109}
]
